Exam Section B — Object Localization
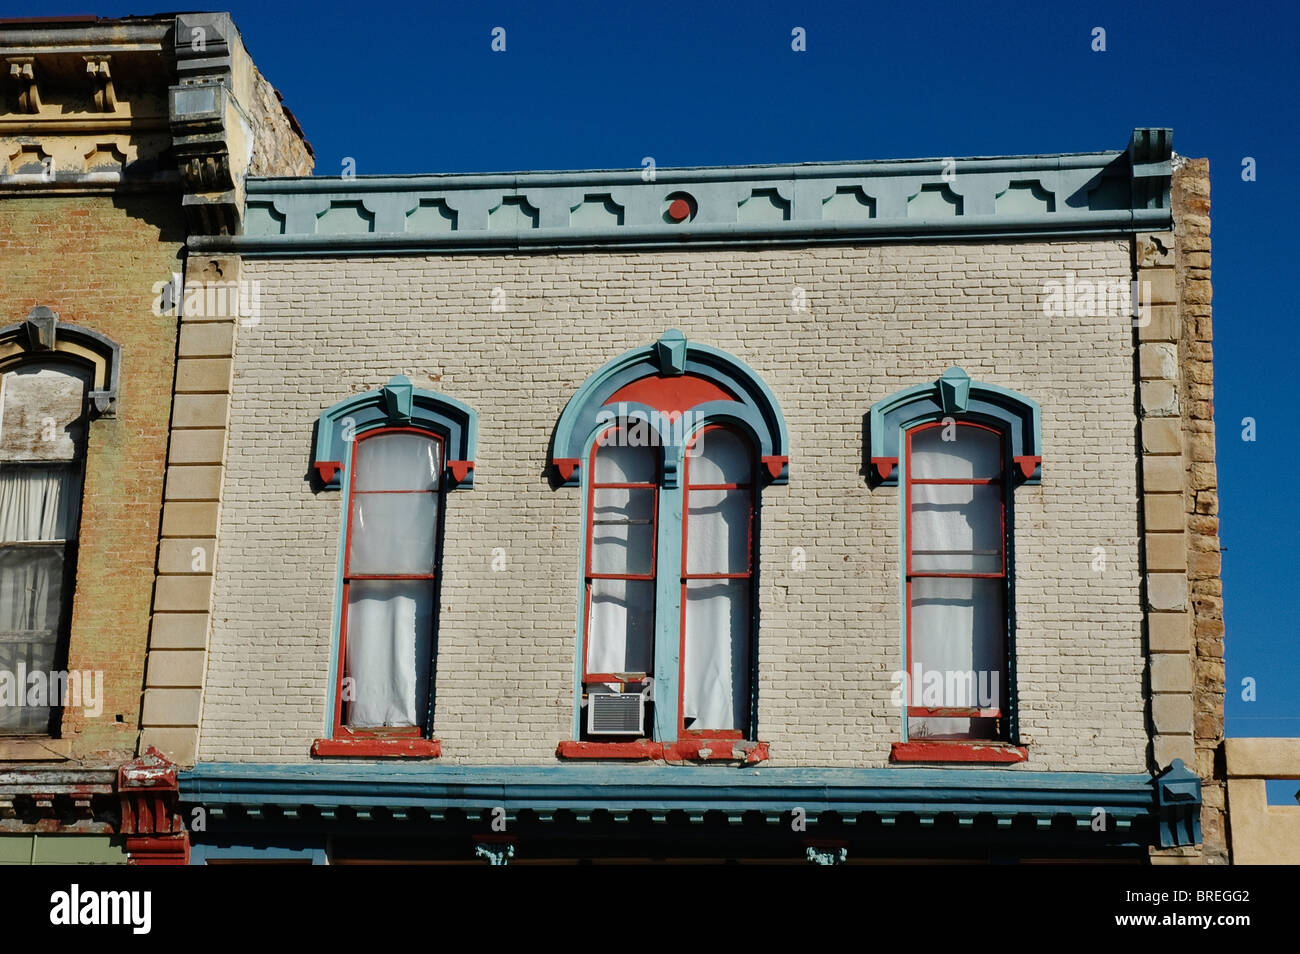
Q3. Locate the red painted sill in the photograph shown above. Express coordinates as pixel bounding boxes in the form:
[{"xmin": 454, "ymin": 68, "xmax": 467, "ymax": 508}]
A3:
[
  {"xmin": 312, "ymin": 737, "xmax": 442, "ymax": 758},
  {"xmin": 891, "ymin": 741, "xmax": 1027, "ymax": 764},
  {"xmin": 557, "ymin": 739, "xmax": 769, "ymax": 764}
]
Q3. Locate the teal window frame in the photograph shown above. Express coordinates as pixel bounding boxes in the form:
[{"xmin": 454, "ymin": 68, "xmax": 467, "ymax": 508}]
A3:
[
  {"xmin": 553, "ymin": 332, "xmax": 789, "ymax": 750},
  {"xmin": 310, "ymin": 376, "xmax": 476, "ymax": 744},
  {"xmin": 869, "ymin": 368, "xmax": 1041, "ymax": 756}
]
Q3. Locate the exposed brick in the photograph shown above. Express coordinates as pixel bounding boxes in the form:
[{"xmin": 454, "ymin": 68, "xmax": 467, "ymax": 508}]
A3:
[
  {"xmin": 0, "ymin": 194, "xmax": 182, "ymax": 757},
  {"xmin": 199, "ymin": 242, "xmax": 1149, "ymax": 774}
]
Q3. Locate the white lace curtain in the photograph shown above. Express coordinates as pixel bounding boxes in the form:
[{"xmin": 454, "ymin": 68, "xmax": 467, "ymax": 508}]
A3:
[
  {"xmin": 0, "ymin": 466, "xmax": 80, "ymax": 733},
  {"xmin": 343, "ymin": 433, "xmax": 440, "ymax": 728},
  {"xmin": 585, "ymin": 429, "xmax": 756, "ymax": 733},
  {"xmin": 908, "ymin": 426, "xmax": 1004, "ymax": 739},
  {"xmin": 682, "ymin": 429, "xmax": 752, "ymax": 732}
]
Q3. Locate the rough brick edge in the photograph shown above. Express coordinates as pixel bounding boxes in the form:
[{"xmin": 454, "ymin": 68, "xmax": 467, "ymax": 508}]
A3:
[{"xmin": 1174, "ymin": 158, "xmax": 1227, "ymax": 864}]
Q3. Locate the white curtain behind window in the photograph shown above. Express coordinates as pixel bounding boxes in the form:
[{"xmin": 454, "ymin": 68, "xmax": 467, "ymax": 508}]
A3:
[
  {"xmin": 0, "ymin": 363, "xmax": 89, "ymax": 735},
  {"xmin": 0, "ymin": 468, "xmax": 79, "ymax": 731},
  {"xmin": 682, "ymin": 429, "xmax": 753, "ymax": 732},
  {"xmin": 586, "ymin": 440, "xmax": 656, "ymax": 677},
  {"xmin": 908, "ymin": 424, "xmax": 1004, "ymax": 740},
  {"xmin": 343, "ymin": 432, "xmax": 440, "ymax": 729},
  {"xmin": 345, "ymin": 580, "xmax": 433, "ymax": 727},
  {"xmin": 683, "ymin": 580, "xmax": 750, "ymax": 730},
  {"xmin": 0, "ymin": 467, "xmax": 82, "ymax": 542}
]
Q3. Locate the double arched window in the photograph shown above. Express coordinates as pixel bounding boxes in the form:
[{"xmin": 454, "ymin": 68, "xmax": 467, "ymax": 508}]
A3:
[{"xmin": 554, "ymin": 331, "xmax": 787, "ymax": 760}]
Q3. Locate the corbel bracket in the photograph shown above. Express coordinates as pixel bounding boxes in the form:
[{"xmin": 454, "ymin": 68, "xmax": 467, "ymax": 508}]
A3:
[{"xmin": 84, "ymin": 56, "xmax": 116, "ymax": 112}]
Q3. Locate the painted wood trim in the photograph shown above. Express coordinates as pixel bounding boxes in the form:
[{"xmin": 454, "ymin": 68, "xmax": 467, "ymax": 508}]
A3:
[
  {"xmin": 890, "ymin": 741, "xmax": 1028, "ymax": 764},
  {"xmin": 311, "ymin": 737, "xmax": 442, "ymax": 758},
  {"xmin": 556, "ymin": 740, "xmax": 769, "ymax": 763}
]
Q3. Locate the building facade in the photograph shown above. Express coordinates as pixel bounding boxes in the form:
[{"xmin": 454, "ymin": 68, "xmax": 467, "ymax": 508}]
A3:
[
  {"xmin": 1, "ymin": 12, "xmax": 1237, "ymax": 867},
  {"xmin": 0, "ymin": 12, "xmax": 310, "ymax": 864},
  {"xmin": 174, "ymin": 128, "xmax": 1225, "ymax": 864}
]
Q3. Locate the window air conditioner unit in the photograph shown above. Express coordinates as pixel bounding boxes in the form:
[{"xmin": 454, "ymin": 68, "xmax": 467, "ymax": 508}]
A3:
[{"xmin": 587, "ymin": 691, "xmax": 645, "ymax": 735}]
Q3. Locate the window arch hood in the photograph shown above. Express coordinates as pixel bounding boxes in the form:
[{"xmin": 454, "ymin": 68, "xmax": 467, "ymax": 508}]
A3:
[
  {"xmin": 869, "ymin": 367, "xmax": 1042, "ymax": 485},
  {"xmin": 312, "ymin": 375, "xmax": 477, "ymax": 489},
  {"xmin": 0, "ymin": 307, "xmax": 121, "ymax": 417},
  {"xmin": 551, "ymin": 330, "xmax": 790, "ymax": 486}
]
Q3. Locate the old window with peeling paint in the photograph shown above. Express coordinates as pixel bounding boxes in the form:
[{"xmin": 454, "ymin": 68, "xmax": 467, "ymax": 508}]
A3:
[{"xmin": 0, "ymin": 361, "xmax": 91, "ymax": 735}]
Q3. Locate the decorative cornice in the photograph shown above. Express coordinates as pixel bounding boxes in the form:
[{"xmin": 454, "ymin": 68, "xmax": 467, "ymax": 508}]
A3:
[
  {"xmin": 119, "ymin": 747, "xmax": 189, "ymax": 865},
  {"xmin": 189, "ymin": 130, "xmax": 1173, "ymax": 255},
  {"xmin": 0, "ymin": 766, "xmax": 117, "ymax": 833},
  {"xmin": 179, "ymin": 762, "xmax": 1202, "ymax": 848}
]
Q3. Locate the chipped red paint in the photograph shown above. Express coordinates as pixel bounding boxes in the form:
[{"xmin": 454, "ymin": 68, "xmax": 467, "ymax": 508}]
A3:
[
  {"xmin": 872, "ymin": 456, "xmax": 897, "ymax": 481},
  {"xmin": 761, "ymin": 454, "xmax": 788, "ymax": 480},
  {"xmin": 314, "ymin": 460, "xmax": 342, "ymax": 484},
  {"xmin": 125, "ymin": 835, "xmax": 190, "ymax": 865},
  {"xmin": 604, "ymin": 373, "xmax": 736, "ymax": 415},
  {"xmin": 448, "ymin": 459, "xmax": 473, "ymax": 483},
  {"xmin": 553, "ymin": 457, "xmax": 580, "ymax": 482},
  {"xmin": 311, "ymin": 737, "xmax": 442, "ymax": 758},
  {"xmin": 1014, "ymin": 454, "xmax": 1041, "ymax": 480},
  {"xmin": 118, "ymin": 747, "xmax": 189, "ymax": 865},
  {"xmin": 890, "ymin": 741, "xmax": 1028, "ymax": 763},
  {"xmin": 556, "ymin": 739, "xmax": 769, "ymax": 763}
]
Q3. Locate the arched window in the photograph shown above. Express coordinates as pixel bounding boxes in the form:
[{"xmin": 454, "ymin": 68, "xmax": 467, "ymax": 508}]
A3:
[
  {"xmin": 904, "ymin": 421, "xmax": 1006, "ymax": 742},
  {"xmin": 339, "ymin": 429, "xmax": 442, "ymax": 732},
  {"xmin": 308, "ymin": 376, "xmax": 475, "ymax": 757},
  {"xmin": 0, "ymin": 361, "xmax": 91, "ymax": 735},
  {"xmin": 0, "ymin": 308, "xmax": 118, "ymax": 739},
  {"xmin": 681, "ymin": 424, "xmax": 756, "ymax": 736},
  {"xmin": 869, "ymin": 367, "xmax": 1041, "ymax": 763},
  {"xmin": 583, "ymin": 432, "xmax": 658, "ymax": 700},
  {"xmin": 553, "ymin": 331, "xmax": 786, "ymax": 762}
]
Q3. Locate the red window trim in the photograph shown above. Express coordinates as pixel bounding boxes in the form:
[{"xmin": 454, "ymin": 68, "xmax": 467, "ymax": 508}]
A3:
[
  {"xmin": 903, "ymin": 421, "xmax": 1012, "ymax": 740},
  {"xmin": 330, "ymin": 427, "xmax": 444, "ymax": 745},
  {"xmin": 678, "ymin": 423, "xmax": 757, "ymax": 741},
  {"xmin": 890, "ymin": 741, "xmax": 1027, "ymax": 763},
  {"xmin": 581, "ymin": 424, "xmax": 659, "ymax": 683},
  {"xmin": 312, "ymin": 736, "xmax": 442, "ymax": 758},
  {"xmin": 556, "ymin": 739, "xmax": 769, "ymax": 764}
]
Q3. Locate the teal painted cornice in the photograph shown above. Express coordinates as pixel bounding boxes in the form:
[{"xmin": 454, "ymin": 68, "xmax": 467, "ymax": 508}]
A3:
[
  {"xmin": 190, "ymin": 129, "xmax": 1172, "ymax": 255},
  {"xmin": 180, "ymin": 760, "xmax": 1202, "ymax": 849}
]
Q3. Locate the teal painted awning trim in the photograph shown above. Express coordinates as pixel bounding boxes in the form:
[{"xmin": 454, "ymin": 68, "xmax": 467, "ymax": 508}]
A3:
[
  {"xmin": 189, "ymin": 130, "xmax": 1172, "ymax": 256},
  {"xmin": 180, "ymin": 759, "xmax": 1201, "ymax": 848}
]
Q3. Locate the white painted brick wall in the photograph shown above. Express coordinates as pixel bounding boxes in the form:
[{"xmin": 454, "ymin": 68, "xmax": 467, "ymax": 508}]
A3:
[{"xmin": 198, "ymin": 241, "xmax": 1147, "ymax": 771}]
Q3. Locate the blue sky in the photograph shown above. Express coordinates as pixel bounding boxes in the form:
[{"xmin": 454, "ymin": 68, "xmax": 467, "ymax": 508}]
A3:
[{"xmin": 28, "ymin": 0, "xmax": 1298, "ymax": 768}]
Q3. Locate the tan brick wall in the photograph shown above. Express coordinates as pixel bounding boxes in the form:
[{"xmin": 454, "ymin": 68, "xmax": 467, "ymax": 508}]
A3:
[
  {"xmin": 199, "ymin": 241, "xmax": 1148, "ymax": 771},
  {"xmin": 0, "ymin": 193, "xmax": 184, "ymax": 761}
]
